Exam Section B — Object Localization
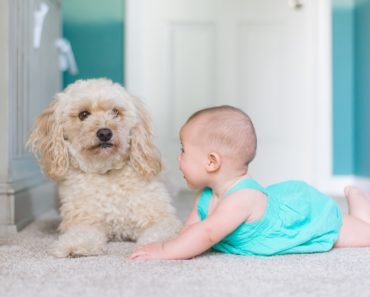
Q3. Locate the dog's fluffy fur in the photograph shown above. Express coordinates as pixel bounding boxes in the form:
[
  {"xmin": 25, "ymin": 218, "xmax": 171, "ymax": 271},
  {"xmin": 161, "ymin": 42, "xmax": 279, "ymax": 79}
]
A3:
[{"xmin": 28, "ymin": 78, "xmax": 181, "ymax": 257}]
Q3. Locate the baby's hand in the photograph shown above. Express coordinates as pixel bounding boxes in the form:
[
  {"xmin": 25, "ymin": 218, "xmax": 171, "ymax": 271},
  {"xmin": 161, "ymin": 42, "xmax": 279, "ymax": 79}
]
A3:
[{"xmin": 128, "ymin": 242, "xmax": 167, "ymax": 260}]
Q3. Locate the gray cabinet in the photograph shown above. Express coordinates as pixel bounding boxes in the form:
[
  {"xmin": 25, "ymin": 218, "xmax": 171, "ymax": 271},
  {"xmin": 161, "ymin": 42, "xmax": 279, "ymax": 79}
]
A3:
[{"xmin": 0, "ymin": 0, "xmax": 61, "ymax": 234}]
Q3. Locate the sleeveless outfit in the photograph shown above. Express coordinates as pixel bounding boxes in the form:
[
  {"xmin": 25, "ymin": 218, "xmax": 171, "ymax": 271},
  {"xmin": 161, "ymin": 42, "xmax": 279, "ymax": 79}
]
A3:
[{"xmin": 197, "ymin": 179, "xmax": 343, "ymax": 256}]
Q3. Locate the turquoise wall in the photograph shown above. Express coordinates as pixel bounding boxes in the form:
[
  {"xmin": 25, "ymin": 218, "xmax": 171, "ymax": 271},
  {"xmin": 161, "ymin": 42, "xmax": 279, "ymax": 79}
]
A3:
[
  {"xmin": 332, "ymin": 1, "xmax": 355, "ymax": 174},
  {"xmin": 62, "ymin": 0, "xmax": 124, "ymax": 87},
  {"xmin": 354, "ymin": 0, "xmax": 370, "ymax": 176},
  {"xmin": 333, "ymin": 0, "xmax": 370, "ymax": 177}
]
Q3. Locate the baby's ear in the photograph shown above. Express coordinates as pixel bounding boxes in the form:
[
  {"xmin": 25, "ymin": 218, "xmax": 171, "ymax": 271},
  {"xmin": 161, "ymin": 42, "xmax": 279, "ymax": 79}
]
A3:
[
  {"xmin": 206, "ymin": 152, "xmax": 221, "ymax": 172},
  {"xmin": 27, "ymin": 97, "xmax": 69, "ymax": 180}
]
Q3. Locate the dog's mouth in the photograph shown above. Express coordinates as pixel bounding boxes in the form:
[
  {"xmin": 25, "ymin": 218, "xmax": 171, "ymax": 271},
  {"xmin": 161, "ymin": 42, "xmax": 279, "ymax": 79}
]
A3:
[
  {"xmin": 97, "ymin": 142, "xmax": 114, "ymax": 149},
  {"xmin": 84, "ymin": 142, "xmax": 117, "ymax": 155}
]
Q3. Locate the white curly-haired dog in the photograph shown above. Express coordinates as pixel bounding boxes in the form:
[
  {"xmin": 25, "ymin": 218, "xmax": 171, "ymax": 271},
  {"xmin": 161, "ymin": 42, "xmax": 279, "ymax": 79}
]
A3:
[{"xmin": 28, "ymin": 78, "xmax": 181, "ymax": 257}]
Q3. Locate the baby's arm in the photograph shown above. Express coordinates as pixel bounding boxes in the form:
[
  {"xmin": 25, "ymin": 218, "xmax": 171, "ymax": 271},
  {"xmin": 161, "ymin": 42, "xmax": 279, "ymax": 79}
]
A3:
[
  {"xmin": 129, "ymin": 189, "xmax": 260, "ymax": 260},
  {"xmin": 179, "ymin": 192, "xmax": 201, "ymax": 235}
]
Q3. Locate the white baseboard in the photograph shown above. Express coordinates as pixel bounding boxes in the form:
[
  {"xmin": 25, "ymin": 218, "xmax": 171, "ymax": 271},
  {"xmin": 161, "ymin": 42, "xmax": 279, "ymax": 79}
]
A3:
[
  {"xmin": 172, "ymin": 175, "xmax": 370, "ymax": 198},
  {"xmin": 0, "ymin": 176, "xmax": 56, "ymax": 235},
  {"xmin": 0, "ymin": 225, "xmax": 17, "ymax": 235},
  {"xmin": 318, "ymin": 175, "xmax": 370, "ymax": 196},
  {"xmin": 353, "ymin": 176, "xmax": 370, "ymax": 192}
]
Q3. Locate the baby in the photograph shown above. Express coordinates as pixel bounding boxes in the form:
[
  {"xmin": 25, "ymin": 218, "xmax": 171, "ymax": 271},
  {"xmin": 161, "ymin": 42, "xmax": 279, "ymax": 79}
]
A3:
[{"xmin": 129, "ymin": 105, "xmax": 370, "ymax": 259}]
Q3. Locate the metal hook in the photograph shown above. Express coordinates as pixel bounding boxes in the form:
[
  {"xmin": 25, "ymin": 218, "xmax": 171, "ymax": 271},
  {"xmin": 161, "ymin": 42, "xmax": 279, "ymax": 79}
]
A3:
[{"xmin": 288, "ymin": 0, "xmax": 303, "ymax": 10}]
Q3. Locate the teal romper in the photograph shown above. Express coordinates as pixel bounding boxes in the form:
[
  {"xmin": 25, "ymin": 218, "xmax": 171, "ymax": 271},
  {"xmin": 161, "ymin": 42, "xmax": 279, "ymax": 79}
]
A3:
[{"xmin": 197, "ymin": 179, "xmax": 343, "ymax": 256}]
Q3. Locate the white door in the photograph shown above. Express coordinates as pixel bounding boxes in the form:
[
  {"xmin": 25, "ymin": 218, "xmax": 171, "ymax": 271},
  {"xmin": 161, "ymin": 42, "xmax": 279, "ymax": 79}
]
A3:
[{"xmin": 126, "ymin": 0, "xmax": 331, "ymax": 191}]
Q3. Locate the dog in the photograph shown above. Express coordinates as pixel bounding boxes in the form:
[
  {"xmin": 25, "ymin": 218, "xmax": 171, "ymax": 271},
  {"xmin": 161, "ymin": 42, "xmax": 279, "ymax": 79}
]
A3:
[{"xmin": 28, "ymin": 78, "xmax": 182, "ymax": 257}]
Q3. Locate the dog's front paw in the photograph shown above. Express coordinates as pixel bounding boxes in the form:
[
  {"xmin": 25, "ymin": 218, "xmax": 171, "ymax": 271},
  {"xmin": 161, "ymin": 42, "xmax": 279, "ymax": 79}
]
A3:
[
  {"xmin": 48, "ymin": 239, "xmax": 106, "ymax": 258},
  {"xmin": 137, "ymin": 217, "xmax": 182, "ymax": 245},
  {"xmin": 49, "ymin": 225, "xmax": 107, "ymax": 258}
]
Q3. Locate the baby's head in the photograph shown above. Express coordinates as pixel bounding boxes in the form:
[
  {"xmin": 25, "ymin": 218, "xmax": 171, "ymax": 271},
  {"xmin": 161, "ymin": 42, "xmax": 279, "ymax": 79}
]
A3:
[{"xmin": 182, "ymin": 105, "xmax": 257, "ymax": 168}]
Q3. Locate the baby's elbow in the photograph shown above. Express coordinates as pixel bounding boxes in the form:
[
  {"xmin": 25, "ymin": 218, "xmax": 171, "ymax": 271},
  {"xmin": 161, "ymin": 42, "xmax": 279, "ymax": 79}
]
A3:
[{"xmin": 203, "ymin": 224, "xmax": 222, "ymax": 245}]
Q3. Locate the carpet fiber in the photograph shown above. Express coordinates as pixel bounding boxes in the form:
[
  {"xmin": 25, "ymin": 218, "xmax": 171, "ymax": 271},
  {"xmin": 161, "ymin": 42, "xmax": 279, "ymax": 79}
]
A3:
[{"xmin": 1, "ymin": 192, "xmax": 370, "ymax": 297}]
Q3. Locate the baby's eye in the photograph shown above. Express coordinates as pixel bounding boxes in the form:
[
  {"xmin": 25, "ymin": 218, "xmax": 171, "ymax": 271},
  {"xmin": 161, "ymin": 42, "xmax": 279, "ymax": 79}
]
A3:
[
  {"xmin": 78, "ymin": 110, "xmax": 91, "ymax": 121},
  {"xmin": 180, "ymin": 147, "xmax": 184, "ymax": 153},
  {"xmin": 112, "ymin": 108, "xmax": 119, "ymax": 118}
]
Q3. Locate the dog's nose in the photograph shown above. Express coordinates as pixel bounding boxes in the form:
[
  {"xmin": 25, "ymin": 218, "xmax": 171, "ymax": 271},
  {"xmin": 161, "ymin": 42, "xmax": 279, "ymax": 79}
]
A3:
[{"xmin": 96, "ymin": 128, "xmax": 113, "ymax": 142}]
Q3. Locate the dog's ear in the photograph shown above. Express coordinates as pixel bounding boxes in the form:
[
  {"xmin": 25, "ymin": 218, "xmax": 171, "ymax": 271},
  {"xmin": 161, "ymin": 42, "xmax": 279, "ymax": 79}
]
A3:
[
  {"xmin": 129, "ymin": 98, "xmax": 162, "ymax": 179},
  {"xmin": 27, "ymin": 97, "xmax": 69, "ymax": 180}
]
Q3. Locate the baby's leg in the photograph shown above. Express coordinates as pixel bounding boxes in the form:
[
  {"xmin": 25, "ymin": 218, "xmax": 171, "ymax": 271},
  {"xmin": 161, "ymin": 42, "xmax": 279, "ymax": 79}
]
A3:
[
  {"xmin": 334, "ymin": 214, "xmax": 370, "ymax": 248},
  {"xmin": 344, "ymin": 186, "xmax": 370, "ymax": 224}
]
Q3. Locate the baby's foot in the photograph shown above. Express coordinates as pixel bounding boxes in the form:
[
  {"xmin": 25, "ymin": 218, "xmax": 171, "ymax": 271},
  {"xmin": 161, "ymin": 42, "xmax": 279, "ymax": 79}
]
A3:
[
  {"xmin": 344, "ymin": 185, "xmax": 370, "ymax": 200},
  {"xmin": 344, "ymin": 185, "xmax": 370, "ymax": 224}
]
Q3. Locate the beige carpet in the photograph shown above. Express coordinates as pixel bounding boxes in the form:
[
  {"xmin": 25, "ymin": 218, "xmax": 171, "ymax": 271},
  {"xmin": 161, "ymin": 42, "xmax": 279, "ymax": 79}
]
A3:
[{"xmin": 1, "ymin": 193, "xmax": 370, "ymax": 297}]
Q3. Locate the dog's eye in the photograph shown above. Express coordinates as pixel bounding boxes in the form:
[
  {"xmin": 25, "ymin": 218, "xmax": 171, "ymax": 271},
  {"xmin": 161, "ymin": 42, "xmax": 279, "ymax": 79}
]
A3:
[
  {"xmin": 112, "ymin": 108, "xmax": 119, "ymax": 118},
  {"xmin": 78, "ymin": 111, "xmax": 91, "ymax": 121}
]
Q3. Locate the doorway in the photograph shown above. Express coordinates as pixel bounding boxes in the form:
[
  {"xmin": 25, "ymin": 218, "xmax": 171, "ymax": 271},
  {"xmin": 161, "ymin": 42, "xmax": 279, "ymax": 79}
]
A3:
[{"xmin": 126, "ymin": 0, "xmax": 332, "ymax": 191}]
